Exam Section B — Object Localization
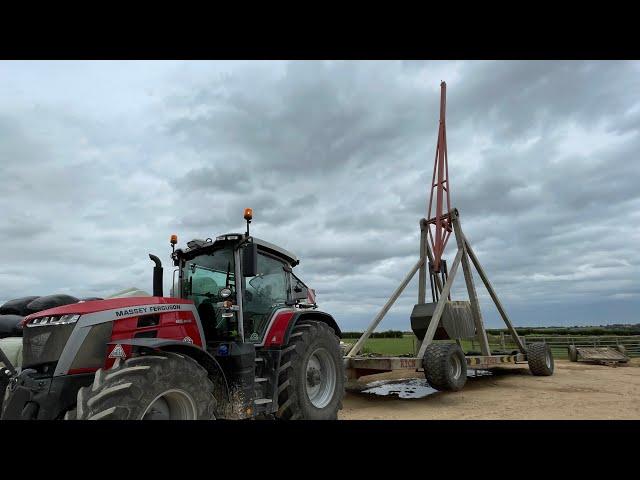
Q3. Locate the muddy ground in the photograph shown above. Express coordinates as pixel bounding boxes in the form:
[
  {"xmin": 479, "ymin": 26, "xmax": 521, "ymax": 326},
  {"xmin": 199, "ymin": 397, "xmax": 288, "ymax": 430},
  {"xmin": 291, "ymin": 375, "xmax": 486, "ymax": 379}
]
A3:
[{"xmin": 339, "ymin": 359, "xmax": 640, "ymax": 420}]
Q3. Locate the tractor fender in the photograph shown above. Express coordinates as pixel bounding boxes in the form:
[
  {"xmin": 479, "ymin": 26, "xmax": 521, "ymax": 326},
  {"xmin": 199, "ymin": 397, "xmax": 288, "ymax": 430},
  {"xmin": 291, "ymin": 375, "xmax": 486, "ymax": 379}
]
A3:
[
  {"xmin": 108, "ymin": 338, "xmax": 230, "ymax": 403},
  {"xmin": 283, "ymin": 310, "xmax": 342, "ymax": 344}
]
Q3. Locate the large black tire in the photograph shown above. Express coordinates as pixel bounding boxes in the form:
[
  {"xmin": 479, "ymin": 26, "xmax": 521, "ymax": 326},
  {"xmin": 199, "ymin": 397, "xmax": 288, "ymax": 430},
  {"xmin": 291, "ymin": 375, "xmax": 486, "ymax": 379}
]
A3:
[
  {"xmin": 68, "ymin": 352, "xmax": 217, "ymax": 420},
  {"xmin": 0, "ymin": 315, "xmax": 24, "ymax": 338},
  {"xmin": 276, "ymin": 320, "xmax": 345, "ymax": 420},
  {"xmin": 422, "ymin": 342, "xmax": 467, "ymax": 391},
  {"xmin": 26, "ymin": 294, "xmax": 78, "ymax": 313},
  {"xmin": 0, "ymin": 296, "xmax": 40, "ymax": 316},
  {"xmin": 528, "ymin": 343, "xmax": 554, "ymax": 376},
  {"xmin": 568, "ymin": 345, "xmax": 578, "ymax": 362}
]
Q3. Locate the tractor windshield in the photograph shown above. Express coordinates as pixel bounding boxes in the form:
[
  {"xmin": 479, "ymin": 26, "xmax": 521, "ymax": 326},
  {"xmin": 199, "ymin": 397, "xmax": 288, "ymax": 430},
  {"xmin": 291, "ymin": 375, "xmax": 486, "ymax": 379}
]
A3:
[{"xmin": 182, "ymin": 247, "xmax": 237, "ymax": 341}]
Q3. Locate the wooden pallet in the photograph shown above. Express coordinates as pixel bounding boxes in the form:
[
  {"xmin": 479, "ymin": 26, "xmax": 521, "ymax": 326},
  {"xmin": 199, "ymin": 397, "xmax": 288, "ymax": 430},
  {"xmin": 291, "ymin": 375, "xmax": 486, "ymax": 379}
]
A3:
[{"xmin": 576, "ymin": 347, "xmax": 629, "ymax": 365}]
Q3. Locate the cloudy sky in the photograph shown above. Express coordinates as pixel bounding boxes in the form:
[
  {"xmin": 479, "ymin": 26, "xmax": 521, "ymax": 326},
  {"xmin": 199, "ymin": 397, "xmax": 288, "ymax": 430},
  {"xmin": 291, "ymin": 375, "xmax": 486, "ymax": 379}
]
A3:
[{"xmin": 0, "ymin": 60, "xmax": 638, "ymax": 329}]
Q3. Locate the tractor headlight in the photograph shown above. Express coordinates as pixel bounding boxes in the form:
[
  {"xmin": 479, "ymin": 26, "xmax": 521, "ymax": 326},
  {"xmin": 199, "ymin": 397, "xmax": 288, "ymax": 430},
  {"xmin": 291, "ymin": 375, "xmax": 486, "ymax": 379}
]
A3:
[
  {"xmin": 53, "ymin": 314, "xmax": 81, "ymax": 325},
  {"xmin": 27, "ymin": 314, "xmax": 80, "ymax": 327}
]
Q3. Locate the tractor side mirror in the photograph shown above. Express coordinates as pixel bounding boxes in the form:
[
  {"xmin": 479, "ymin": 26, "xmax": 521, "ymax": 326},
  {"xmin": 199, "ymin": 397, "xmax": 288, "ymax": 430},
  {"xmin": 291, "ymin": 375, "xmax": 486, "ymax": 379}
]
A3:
[
  {"xmin": 242, "ymin": 242, "xmax": 258, "ymax": 277},
  {"xmin": 291, "ymin": 283, "xmax": 308, "ymax": 302}
]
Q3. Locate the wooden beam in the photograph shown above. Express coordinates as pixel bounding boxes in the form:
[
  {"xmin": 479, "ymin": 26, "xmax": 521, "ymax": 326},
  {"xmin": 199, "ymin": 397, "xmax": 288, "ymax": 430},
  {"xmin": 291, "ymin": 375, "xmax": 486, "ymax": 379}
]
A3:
[
  {"xmin": 462, "ymin": 232, "xmax": 527, "ymax": 353},
  {"xmin": 416, "ymin": 248, "xmax": 463, "ymax": 359},
  {"xmin": 346, "ymin": 256, "xmax": 425, "ymax": 357},
  {"xmin": 452, "ymin": 213, "xmax": 491, "ymax": 356}
]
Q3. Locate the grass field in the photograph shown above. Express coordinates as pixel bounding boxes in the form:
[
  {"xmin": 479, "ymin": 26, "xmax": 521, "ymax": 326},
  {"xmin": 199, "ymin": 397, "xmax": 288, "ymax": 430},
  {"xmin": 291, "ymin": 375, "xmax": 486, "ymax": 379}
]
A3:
[{"xmin": 352, "ymin": 335, "xmax": 417, "ymax": 355}]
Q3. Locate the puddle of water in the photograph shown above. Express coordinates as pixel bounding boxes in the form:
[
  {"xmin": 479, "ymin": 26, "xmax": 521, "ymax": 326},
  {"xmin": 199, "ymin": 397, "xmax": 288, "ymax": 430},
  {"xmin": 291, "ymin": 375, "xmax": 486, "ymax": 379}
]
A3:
[
  {"xmin": 362, "ymin": 378, "xmax": 437, "ymax": 399},
  {"xmin": 360, "ymin": 370, "xmax": 495, "ymax": 399}
]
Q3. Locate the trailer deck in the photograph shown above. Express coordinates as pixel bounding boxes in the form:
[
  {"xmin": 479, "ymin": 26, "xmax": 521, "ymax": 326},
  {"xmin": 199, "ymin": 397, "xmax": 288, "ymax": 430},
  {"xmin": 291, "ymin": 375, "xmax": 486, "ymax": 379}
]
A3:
[{"xmin": 345, "ymin": 352, "xmax": 529, "ymax": 379}]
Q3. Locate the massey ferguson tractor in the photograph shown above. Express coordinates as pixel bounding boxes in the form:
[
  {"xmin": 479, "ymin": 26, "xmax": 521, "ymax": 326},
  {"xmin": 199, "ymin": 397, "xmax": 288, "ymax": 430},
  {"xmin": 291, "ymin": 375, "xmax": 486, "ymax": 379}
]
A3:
[{"xmin": 0, "ymin": 209, "xmax": 345, "ymax": 420}]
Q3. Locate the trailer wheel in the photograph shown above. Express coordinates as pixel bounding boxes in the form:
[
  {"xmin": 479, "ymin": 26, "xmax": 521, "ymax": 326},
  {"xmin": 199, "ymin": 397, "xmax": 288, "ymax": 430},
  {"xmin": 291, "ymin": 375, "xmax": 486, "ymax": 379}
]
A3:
[
  {"xmin": 276, "ymin": 320, "xmax": 345, "ymax": 420},
  {"xmin": 422, "ymin": 342, "xmax": 467, "ymax": 391},
  {"xmin": 68, "ymin": 352, "xmax": 217, "ymax": 420},
  {"xmin": 568, "ymin": 345, "xmax": 578, "ymax": 362},
  {"xmin": 528, "ymin": 343, "xmax": 554, "ymax": 376}
]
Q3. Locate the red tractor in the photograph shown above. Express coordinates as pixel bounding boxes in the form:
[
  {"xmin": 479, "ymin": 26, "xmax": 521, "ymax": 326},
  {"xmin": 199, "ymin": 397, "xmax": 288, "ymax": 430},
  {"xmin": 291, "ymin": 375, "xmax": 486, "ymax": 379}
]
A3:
[{"xmin": 0, "ymin": 209, "xmax": 345, "ymax": 420}]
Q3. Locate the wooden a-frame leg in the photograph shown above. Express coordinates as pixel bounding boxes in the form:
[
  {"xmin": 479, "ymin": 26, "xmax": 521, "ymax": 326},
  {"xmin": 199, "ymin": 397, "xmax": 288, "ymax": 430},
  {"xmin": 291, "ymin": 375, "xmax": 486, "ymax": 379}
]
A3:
[
  {"xmin": 452, "ymin": 213, "xmax": 491, "ymax": 356},
  {"xmin": 462, "ymin": 232, "xmax": 527, "ymax": 354},
  {"xmin": 347, "ymin": 256, "xmax": 425, "ymax": 358},
  {"xmin": 416, "ymin": 248, "xmax": 463, "ymax": 359}
]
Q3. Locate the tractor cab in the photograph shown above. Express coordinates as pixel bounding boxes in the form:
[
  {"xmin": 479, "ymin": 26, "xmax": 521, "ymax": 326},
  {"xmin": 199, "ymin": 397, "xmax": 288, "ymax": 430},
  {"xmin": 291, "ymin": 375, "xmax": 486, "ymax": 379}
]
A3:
[{"xmin": 170, "ymin": 212, "xmax": 313, "ymax": 347}]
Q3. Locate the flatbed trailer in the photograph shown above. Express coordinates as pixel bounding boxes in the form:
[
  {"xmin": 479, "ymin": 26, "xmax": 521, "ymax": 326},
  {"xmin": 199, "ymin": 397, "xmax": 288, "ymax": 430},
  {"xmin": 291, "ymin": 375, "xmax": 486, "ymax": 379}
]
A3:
[
  {"xmin": 345, "ymin": 352, "xmax": 529, "ymax": 380},
  {"xmin": 343, "ymin": 207, "xmax": 554, "ymax": 388},
  {"xmin": 568, "ymin": 345, "xmax": 629, "ymax": 365}
]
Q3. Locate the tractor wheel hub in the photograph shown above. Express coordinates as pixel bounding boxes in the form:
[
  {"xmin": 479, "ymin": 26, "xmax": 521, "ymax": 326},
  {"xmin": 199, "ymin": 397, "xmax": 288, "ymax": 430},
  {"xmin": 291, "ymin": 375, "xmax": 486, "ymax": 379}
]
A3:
[{"xmin": 306, "ymin": 367, "xmax": 322, "ymax": 387}]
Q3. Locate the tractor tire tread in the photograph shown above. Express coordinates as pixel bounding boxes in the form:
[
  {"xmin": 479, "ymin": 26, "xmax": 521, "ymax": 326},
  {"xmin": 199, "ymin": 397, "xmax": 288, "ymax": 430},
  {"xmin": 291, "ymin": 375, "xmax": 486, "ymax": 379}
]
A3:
[
  {"xmin": 68, "ymin": 352, "xmax": 216, "ymax": 420},
  {"xmin": 276, "ymin": 320, "xmax": 344, "ymax": 420}
]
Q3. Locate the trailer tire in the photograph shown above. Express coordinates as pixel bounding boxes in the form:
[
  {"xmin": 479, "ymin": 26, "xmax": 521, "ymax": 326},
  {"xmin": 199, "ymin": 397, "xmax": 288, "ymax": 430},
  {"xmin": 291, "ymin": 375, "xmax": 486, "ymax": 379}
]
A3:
[
  {"xmin": 568, "ymin": 345, "xmax": 578, "ymax": 362},
  {"xmin": 0, "ymin": 315, "xmax": 24, "ymax": 338},
  {"xmin": 528, "ymin": 343, "xmax": 554, "ymax": 376},
  {"xmin": 276, "ymin": 320, "xmax": 345, "ymax": 420},
  {"xmin": 68, "ymin": 352, "xmax": 217, "ymax": 420},
  {"xmin": 26, "ymin": 294, "xmax": 78, "ymax": 313},
  {"xmin": 0, "ymin": 296, "xmax": 40, "ymax": 316},
  {"xmin": 422, "ymin": 342, "xmax": 467, "ymax": 391}
]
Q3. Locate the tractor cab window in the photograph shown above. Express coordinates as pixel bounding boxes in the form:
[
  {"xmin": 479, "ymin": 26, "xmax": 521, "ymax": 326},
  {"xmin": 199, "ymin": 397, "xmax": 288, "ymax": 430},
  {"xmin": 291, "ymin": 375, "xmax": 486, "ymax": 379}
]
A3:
[
  {"xmin": 243, "ymin": 252, "xmax": 289, "ymax": 342},
  {"xmin": 182, "ymin": 248, "xmax": 237, "ymax": 341}
]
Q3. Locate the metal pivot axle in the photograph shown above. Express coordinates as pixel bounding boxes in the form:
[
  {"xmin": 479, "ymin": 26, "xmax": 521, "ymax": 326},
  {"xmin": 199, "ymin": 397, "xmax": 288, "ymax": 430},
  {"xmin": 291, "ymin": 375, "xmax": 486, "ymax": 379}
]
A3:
[{"xmin": 346, "ymin": 208, "xmax": 526, "ymax": 359}]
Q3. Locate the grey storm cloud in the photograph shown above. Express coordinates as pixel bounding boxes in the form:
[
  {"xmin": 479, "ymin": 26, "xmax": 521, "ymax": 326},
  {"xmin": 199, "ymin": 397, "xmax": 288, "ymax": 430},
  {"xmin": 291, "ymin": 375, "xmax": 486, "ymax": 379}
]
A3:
[{"xmin": 0, "ymin": 60, "xmax": 638, "ymax": 330}]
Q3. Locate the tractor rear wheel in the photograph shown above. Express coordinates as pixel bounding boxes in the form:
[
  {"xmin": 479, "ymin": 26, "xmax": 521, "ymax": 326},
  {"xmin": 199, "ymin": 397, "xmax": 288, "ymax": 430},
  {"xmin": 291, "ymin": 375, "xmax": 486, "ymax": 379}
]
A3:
[
  {"xmin": 568, "ymin": 345, "xmax": 578, "ymax": 362},
  {"xmin": 276, "ymin": 320, "xmax": 345, "ymax": 420},
  {"xmin": 422, "ymin": 342, "xmax": 467, "ymax": 391},
  {"xmin": 528, "ymin": 343, "xmax": 554, "ymax": 376},
  {"xmin": 68, "ymin": 352, "xmax": 217, "ymax": 420}
]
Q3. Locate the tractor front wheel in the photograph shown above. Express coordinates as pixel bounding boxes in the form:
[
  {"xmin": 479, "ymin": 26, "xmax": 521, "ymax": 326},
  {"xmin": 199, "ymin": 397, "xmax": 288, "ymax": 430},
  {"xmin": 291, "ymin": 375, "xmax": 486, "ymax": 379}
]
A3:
[
  {"xmin": 276, "ymin": 320, "xmax": 345, "ymax": 420},
  {"xmin": 67, "ymin": 352, "xmax": 217, "ymax": 420}
]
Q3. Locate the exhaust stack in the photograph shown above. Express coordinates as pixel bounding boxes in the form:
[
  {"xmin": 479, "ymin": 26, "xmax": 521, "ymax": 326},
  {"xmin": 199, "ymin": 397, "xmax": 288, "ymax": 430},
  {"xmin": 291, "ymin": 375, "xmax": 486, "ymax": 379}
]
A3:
[{"xmin": 148, "ymin": 254, "xmax": 164, "ymax": 297}]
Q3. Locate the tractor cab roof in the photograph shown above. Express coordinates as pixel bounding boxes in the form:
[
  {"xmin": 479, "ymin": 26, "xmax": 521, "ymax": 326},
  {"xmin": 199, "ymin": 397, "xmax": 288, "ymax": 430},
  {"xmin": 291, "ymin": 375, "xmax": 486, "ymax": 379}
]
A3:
[
  {"xmin": 180, "ymin": 234, "xmax": 299, "ymax": 267},
  {"xmin": 252, "ymin": 237, "xmax": 299, "ymax": 267}
]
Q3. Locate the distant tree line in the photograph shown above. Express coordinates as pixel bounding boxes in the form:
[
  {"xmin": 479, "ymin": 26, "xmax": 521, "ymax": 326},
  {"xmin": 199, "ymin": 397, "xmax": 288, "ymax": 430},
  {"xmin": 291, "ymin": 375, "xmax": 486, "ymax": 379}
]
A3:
[
  {"xmin": 341, "ymin": 330, "xmax": 405, "ymax": 339},
  {"xmin": 487, "ymin": 325, "xmax": 640, "ymax": 336},
  {"xmin": 341, "ymin": 325, "xmax": 640, "ymax": 339}
]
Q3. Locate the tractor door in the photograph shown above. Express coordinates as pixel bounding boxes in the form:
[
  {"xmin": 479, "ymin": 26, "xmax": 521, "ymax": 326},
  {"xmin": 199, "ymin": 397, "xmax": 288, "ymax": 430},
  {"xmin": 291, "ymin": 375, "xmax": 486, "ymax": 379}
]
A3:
[
  {"xmin": 181, "ymin": 247, "xmax": 239, "ymax": 342},
  {"xmin": 242, "ymin": 251, "xmax": 291, "ymax": 343}
]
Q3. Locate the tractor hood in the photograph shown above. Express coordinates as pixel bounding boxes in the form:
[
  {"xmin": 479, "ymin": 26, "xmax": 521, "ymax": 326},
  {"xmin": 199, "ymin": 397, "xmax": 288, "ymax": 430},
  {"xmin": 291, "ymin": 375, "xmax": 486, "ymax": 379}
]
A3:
[{"xmin": 23, "ymin": 297, "xmax": 194, "ymax": 323}]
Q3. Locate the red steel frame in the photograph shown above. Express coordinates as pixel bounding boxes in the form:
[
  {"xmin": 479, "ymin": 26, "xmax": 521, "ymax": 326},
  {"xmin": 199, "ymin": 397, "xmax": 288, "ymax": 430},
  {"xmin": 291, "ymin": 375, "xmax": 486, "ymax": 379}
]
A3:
[{"xmin": 426, "ymin": 81, "xmax": 452, "ymax": 273}]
